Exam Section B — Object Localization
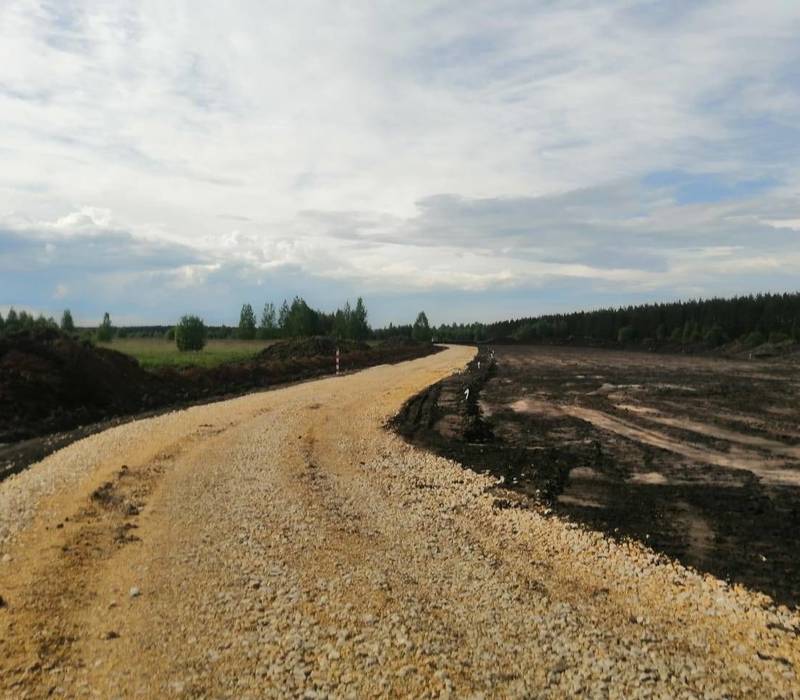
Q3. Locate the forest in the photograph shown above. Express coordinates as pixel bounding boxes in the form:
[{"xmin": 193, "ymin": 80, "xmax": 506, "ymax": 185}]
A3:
[{"xmin": 427, "ymin": 292, "xmax": 800, "ymax": 347}]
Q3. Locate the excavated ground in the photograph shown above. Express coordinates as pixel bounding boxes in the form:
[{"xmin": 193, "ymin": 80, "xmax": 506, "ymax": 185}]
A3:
[
  {"xmin": 0, "ymin": 331, "xmax": 437, "ymax": 478},
  {"xmin": 394, "ymin": 345, "xmax": 800, "ymax": 608}
]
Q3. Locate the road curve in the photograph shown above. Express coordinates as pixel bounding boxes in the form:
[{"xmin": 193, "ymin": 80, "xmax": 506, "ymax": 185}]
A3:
[{"xmin": 1, "ymin": 345, "xmax": 798, "ymax": 698}]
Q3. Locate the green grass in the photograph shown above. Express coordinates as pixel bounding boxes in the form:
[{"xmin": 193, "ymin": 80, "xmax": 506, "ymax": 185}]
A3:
[{"xmin": 98, "ymin": 338, "xmax": 277, "ymax": 369}]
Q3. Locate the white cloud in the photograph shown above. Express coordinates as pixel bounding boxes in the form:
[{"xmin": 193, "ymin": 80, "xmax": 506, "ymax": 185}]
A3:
[{"xmin": 1, "ymin": 1, "xmax": 799, "ymax": 322}]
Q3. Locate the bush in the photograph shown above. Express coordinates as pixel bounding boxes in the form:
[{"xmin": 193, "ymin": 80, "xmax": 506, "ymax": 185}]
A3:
[
  {"xmin": 513, "ymin": 323, "xmax": 538, "ymax": 341},
  {"xmin": 617, "ymin": 326, "xmax": 636, "ymax": 343},
  {"xmin": 768, "ymin": 331, "xmax": 790, "ymax": 344},
  {"xmin": 164, "ymin": 327, "xmax": 175, "ymax": 341},
  {"xmin": 743, "ymin": 330, "xmax": 766, "ymax": 348},
  {"xmin": 175, "ymin": 315, "xmax": 207, "ymax": 351}
]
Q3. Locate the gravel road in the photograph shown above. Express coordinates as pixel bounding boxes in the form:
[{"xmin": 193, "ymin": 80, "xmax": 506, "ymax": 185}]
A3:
[{"xmin": 1, "ymin": 346, "xmax": 799, "ymax": 698}]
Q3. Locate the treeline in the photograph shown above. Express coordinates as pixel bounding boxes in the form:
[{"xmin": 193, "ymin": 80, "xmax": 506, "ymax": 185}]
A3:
[
  {"xmin": 0, "ymin": 297, "xmax": 374, "ymax": 343},
  {"xmin": 0, "ymin": 308, "xmax": 62, "ymax": 335},
  {"xmin": 429, "ymin": 292, "xmax": 800, "ymax": 348},
  {"xmin": 233, "ymin": 296, "xmax": 370, "ymax": 340},
  {"xmin": 0, "ymin": 308, "xmax": 117, "ymax": 342}
]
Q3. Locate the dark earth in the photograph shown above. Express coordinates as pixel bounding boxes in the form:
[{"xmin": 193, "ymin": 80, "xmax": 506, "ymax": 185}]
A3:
[
  {"xmin": 394, "ymin": 344, "xmax": 800, "ymax": 608},
  {"xmin": 0, "ymin": 330, "xmax": 439, "ymax": 480}
]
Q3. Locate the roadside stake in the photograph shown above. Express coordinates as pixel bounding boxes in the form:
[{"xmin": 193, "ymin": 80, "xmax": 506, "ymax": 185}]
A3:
[{"xmin": 336, "ymin": 347, "xmax": 340, "ymax": 375}]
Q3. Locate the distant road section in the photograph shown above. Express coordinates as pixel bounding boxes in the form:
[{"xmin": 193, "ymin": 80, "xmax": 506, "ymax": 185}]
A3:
[{"xmin": 1, "ymin": 345, "xmax": 798, "ymax": 697}]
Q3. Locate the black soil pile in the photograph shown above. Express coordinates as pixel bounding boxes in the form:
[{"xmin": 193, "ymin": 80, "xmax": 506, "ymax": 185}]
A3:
[
  {"xmin": 0, "ymin": 331, "xmax": 440, "ymax": 460},
  {"xmin": 393, "ymin": 344, "xmax": 800, "ymax": 608},
  {"xmin": 0, "ymin": 329, "xmax": 163, "ymax": 442},
  {"xmin": 258, "ymin": 337, "xmax": 368, "ymax": 360}
]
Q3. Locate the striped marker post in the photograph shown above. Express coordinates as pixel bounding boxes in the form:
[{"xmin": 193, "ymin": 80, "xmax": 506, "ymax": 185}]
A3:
[{"xmin": 336, "ymin": 347, "xmax": 340, "ymax": 375}]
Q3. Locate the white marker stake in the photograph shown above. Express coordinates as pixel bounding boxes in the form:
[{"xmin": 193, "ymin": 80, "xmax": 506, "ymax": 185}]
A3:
[
  {"xmin": 464, "ymin": 387, "xmax": 470, "ymax": 401},
  {"xmin": 336, "ymin": 348, "xmax": 340, "ymax": 375}
]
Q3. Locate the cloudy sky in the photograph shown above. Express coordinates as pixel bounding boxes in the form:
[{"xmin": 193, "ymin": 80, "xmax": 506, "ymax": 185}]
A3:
[{"xmin": 1, "ymin": 1, "xmax": 799, "ymax": 326}]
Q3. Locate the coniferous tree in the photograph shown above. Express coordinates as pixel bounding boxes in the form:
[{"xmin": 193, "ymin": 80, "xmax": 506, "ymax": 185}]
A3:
[
  {"xmin": 5, "ymin": 308, "xmax": 18, "ymax": 331},
  {"xmin": 350, "ymin": 297, "xmax": 369, "ymax": 340}
]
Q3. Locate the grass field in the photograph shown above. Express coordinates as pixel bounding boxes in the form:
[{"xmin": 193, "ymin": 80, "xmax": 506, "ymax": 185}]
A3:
[{"xmin": 98, "ymin": 338, "xmax": 277, "ymax": 369}]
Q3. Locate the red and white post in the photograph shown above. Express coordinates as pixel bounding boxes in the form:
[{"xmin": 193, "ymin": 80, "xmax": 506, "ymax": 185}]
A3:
[{"xmin": 336, "ymin": 347, "xmax": 340, "ymax": 375}]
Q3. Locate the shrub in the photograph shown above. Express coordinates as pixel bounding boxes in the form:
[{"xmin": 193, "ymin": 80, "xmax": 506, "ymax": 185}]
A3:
[
  {"xmin": 175, "ymin": 315, "xmax": 207, "ymax": 351},
  {"xmin": 513, "ymin": 322, "xmax": 538, "ymax": 341},
  {"xmin": 743, "ymin": 330, "xmax": 766, "ymax": 348},
  {"xmin": 617, "ymin": 326, "xmax": 636, "ymax": 343},
  {"xmin": 164, "ymin": 327, "xmax": 175, "ymax": 341},
  {"xmin": 768, "ymin": 331, "xmax": 790, "ymax": 344}
]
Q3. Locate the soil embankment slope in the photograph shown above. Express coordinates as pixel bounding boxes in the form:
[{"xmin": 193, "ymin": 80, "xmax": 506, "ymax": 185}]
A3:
[{"xmin": 1, "ymin": 345, "xmax": 799, "ymax": 697}]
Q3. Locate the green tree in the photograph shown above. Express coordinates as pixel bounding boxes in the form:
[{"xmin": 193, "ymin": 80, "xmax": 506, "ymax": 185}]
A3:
[
  {"xmin": 0, "ymin": 311, "xmax": 4, "ymax": 333},
  {"xmin": 333, "ymin": 304, "xmax": 350, "ymax": 339},
  {"xmin": 96, "ymin": 312, "xmax": 114, "ymax": 342},
  {"xmin": 333, "ymin": 303, "xmax": 350, "ymax": 339},
  {"xmin": 61, "ymin": 309, "xmax": 75, "ymax": 332},
  {"xmin": 278, "ymin": 299, "xmax": 290, "ymax": 335},
  {"xmin": 175, "ymin": 315, "xmax": 207, "ymax": 351},
  {"xmin": 258, "ymin": 302, "xmax": 277, "ymax": 339},
  {"xmin": 238, "ymin": 303, "xmax": 257, "ymax": 340},
  {"xmin": 412, "ymin": 311, "xmax": 431, "ymax": 342},
  {"xmin": 350, "ymin": 297, "xmax": 369, "ymax": 340},
  {"xmin": 5, "ymin": 308, "xmax": 18, "ymax": 331},
  {"xmin": 285, "ymin": 297, "xmax": 317, "ymax": 337}
]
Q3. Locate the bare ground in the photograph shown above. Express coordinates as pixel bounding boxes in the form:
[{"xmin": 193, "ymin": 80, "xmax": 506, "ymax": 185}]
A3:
[
  {"xmin": 1, "ymin": 346, "xmax": 799, "ymax": 698},
  {"xmin": 395, "ymin": 345, "xmax": 800, "ymax": 608}
]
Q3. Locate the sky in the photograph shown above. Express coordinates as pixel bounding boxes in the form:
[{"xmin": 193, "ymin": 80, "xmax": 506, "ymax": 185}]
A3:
[{"xmin": 1, "ymin": 1, "xmax": 799, "ymax": 327}]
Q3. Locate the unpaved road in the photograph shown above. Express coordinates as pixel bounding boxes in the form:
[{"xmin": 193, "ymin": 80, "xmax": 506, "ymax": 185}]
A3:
[{"xmin": 1, "ymin": 346, "xmax": 799, "ymax": 698}]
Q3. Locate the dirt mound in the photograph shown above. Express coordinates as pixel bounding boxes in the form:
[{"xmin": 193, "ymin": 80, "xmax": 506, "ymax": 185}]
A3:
[
  {"xmin": 0, "ymin": 329, "xmax": 161, "ymax": 442},
  {"xmin": 0, "ymin": 332, "xmax": 441, "ymax": 456},
  {"xmin": 257, "ymin": 336, "xmax": 368, "ymax": 361}
]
